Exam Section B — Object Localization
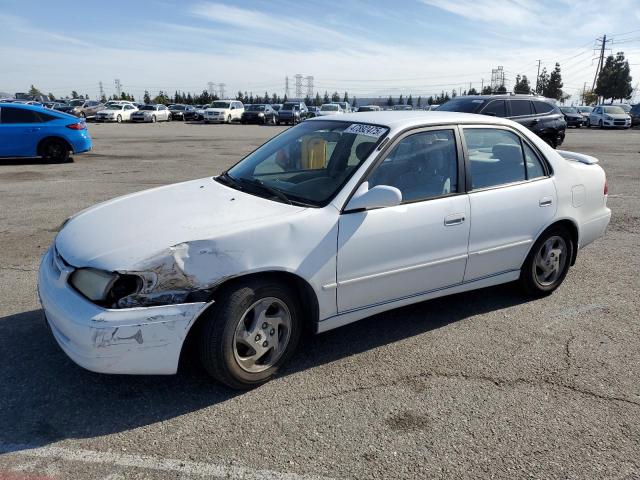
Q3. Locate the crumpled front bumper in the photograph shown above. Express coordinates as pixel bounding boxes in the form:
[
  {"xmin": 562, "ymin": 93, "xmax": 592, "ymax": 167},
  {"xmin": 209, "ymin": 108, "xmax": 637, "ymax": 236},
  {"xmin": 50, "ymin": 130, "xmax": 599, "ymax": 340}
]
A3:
[{"xmin": 38, "ymin": 246, "xmax": 211, "ymax": 375}]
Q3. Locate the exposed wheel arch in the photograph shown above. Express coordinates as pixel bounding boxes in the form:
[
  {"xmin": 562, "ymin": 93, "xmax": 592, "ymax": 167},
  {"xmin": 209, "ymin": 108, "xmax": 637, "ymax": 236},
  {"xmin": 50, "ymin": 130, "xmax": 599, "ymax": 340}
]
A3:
[
  {"xmin": 525, "ymin": 219, "xmax": 579, "ymax": 269},
  {"xmin": 37, "ymin": 136, "xmax": 73, "ymax": 156},
  {"xmin": 179, "ymin": 270, "xmax": 320, "ymax": 368}
]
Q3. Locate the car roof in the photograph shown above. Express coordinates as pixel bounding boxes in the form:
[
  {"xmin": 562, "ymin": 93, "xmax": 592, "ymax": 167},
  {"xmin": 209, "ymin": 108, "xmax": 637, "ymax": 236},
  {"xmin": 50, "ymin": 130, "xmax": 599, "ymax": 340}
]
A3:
[{"xmin": 307, "ymin": 110, "xmax": 515, "ymax": 130}]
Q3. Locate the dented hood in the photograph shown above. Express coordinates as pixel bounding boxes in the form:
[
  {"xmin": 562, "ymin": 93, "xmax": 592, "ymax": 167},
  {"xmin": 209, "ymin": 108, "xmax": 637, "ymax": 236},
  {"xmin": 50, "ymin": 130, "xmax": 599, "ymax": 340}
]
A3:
[{"xmin": 56, "ymin": 177, "xmax": 305, "ymax": 271}]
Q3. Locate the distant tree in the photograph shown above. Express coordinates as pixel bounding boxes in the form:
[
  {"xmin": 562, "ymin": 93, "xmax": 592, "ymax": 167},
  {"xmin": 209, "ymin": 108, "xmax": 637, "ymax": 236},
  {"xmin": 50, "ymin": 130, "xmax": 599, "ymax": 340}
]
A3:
[
  {"xmin": 543, "ymin": 63, "xmax": 563, "ymax": 100},
  {"xmin": 314, "ymin": 92, "xmax": 322, "ymax": 106},
  {"xmin": 481, "ymin": 86, "xmax": 493, "ymax": 95},
  {"xmin": 71, "ymin": 90, "xmax": 79, "ymax": 99},
  {"xmin": 581, "ymin": 88, "xmax": 598, "ymax": 105},
  {"xmin": 443, "ymin": 92, "xmax": 450, "ymax": 102},
  {"xmin": 536, "ymin": 67, "xmax": 549, "ymax": 95},
  {"xmin": 323, "ymin": 91, "xmax": 330, "ymax": 103},
  {"xmin": 468, "ymin": 87, "xmax": 478, "ymax": 95},
  {"xmin": 387, "ymin": 95, "xmax": 394, "ymax": 106},
  {"xmin": 451, "ymin": 89, "xmax": 457, "ymax": 98},
  {"xmin": 496, "ymin": 84, "xmax": 507, "ymax": 94},
  {"xmin": 28, "ymin": 84, "xmax": 43, "ymax": 96},
  {"xmin": 427, "ymin": 96, "xmax": 434, "ymax": 105},
  {"xmin": 513, "ymin": 75, "xmax": 531, "ymax": 94},
  {"xmin": 283, "ymin": 94, "xmax": 288, "ymax": 103},
  {"xmin": 416, "ymin": 96, "xmax": 422, "ymax": 107},
  {"xmin": 143, "ymin": 90, "xmax": 151, "ymax": 104},
  {"xmin": 264, "ymin": 91, "xmax": 270, "ymax": 103},
  {"xmin": 48, "ymin": 92, "xmax": 55, "ymax": 100},
  {"xmin": 304, "ymin": 95, "xmax": 311, "ymax": 105},
  {"xmin": 352, "ymin": 96, "xmax": 358, "ymax": 107},
  {"xmin": 398, "ymin": 94, "xmax": 404, "ymax": 105},
  {"xmin": 596, "ymin": 52, "xmax": 633, "ymax": 103},
  {"xmin": 249, "ymin": 93, "xmax": 254, "ymax": 104},
  {"xmin": 343, "ymin": 92, "xmax": 349, "ymax": 103},
  {"xmin": 406, "ymin": 94, "xmax": 413, "ymax": 106},
  {"xmin": 236, "ymin": 90, "xmax": 243, "ymax": 101},
  {"xmin": 331, "ymin": 91, "xmax": 340, "ymax": 102}
]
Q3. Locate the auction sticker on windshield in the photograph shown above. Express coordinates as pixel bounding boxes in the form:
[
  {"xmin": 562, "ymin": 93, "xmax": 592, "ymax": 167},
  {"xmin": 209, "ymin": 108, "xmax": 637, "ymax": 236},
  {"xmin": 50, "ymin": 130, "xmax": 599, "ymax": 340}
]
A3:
[{"xmin": 344, "ymin": 124, "xmax": 387, "ymax": 138}]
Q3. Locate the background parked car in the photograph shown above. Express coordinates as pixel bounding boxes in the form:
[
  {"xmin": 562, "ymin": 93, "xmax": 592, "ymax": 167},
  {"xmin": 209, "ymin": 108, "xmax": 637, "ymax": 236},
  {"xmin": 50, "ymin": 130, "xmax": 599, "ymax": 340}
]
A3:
[
  {"xmin": 560, "ymin": 106, "xmax": 585, "ymax": 128},
  {"xmin": 168, "ymin": 104, "xmax": 198, "ymax": 121},
  {"xmin": 332, "ymin": 101, "xmax": 352, "ymax": 113},
  {"xmin": 317, "ymin": 103, "xmax": 344, "ymax": 116},
  {"xmin": 277, "ymin": 101, "xmax": 308, "ymax": 125},
  {"xmin": 56, "ymin": 99, "xmax": 104, "ymax": 120},
  {"xmin": 195, "ymin": 104, "xmax": 210, "ymax": 120},
  {"xmin": 0, "ymin": 103, "xmax": 91, "ymax": 162},
  {"xmin": 588, "ymin": 105, "xmax": 632, "ymax": 128},
  {"xmin": 130, "ymin": 104, "xmax": 171, "ymax": 123},
  {"xmin": 306, "ymin": 106, "xmax": 320, "ymax": 118},
  {"xmin": 356, "ymin": 105, "xmax": 381, "ymax": 112},
  {"xmin": 576, "ymin": 106, "xmax": 593, "ymax": 119},
  {"xmin": 203, "ymin": 100, "xmax": 244, "ymax": 123},
  {"xmin": 438, "ymin": 95, "xmax": 566, "ymax": 148},
  {"xmin": 629, "ymin": 104, "xmax": 640, "ymax": 126},
  {"xmin": 271, "ymin": 104, "xmax": 282, "ymax": 113},
  {"xmin": 95, "ymin": 103, "xmax": 138, "ymax": 123},
  {"xmin": 392, "ymin": 104, "xmax": 413, "ymax": 111},
  {"xmin": 241, "ymin": 104, "xmax": 278, "ymax": 124}
]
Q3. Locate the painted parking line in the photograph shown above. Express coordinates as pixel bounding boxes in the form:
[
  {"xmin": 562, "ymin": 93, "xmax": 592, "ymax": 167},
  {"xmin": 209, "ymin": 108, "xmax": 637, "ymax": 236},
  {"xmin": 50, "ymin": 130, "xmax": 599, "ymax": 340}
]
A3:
[{"xmin": 0, "ymin": 443, "xmax": 336, "ymax": 480}]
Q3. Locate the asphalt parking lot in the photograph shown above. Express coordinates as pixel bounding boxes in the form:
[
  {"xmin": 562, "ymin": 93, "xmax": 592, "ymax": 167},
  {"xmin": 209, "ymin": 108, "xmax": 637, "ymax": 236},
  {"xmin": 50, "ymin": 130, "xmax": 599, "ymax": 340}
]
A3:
[{"xmin": 0, "ymin": 122, "xmax": 638, "ymax": 479}]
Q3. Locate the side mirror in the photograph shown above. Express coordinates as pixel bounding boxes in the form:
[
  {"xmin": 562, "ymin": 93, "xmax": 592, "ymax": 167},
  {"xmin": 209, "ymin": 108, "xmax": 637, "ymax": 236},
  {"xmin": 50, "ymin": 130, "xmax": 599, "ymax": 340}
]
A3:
[{"xmin": 345, "ymin": 183, "xmax": 402, "ymax": 212}]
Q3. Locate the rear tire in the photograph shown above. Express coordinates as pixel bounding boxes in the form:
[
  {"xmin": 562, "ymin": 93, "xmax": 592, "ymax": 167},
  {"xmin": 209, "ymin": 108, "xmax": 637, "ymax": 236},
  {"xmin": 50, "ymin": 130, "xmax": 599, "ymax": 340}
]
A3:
[
  {"xmin": 544, "ymin": 135, "xmax": 557, "ymax": 149},
  {"xmin": 519, "ymin": 226, "xmax": 573, "ymax": 297},
  {"xmin": 40, "ymin": 138, "xmax": 70, "ymax": 163},
  {"xmin": 227, "ymin": 115, "xmax": 232, "ymax": 124},
  {"xmin": 598, "ymin": 119, "xmax": 603, "ymax": 129},
  {"xmin": 198, "ymin": 278, "xmax": 302, "ymax": 389}
]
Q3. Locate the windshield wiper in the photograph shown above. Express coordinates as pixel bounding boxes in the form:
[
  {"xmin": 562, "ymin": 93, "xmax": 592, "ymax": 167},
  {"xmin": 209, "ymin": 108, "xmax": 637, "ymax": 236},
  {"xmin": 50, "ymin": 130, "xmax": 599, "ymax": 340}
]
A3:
[
  {"xmin": 217, "ymin": 172, "xmax": 316, "ymax": 207},
  {"xmin": 241, "ymin": 178, "xmax": 293, "ymax": 205}
]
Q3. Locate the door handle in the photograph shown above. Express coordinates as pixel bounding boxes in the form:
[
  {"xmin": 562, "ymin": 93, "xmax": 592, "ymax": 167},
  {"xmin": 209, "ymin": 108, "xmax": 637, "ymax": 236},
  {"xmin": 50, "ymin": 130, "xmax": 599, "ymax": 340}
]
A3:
[
  {"xmin": 444, "ymin": 213, "xmax": 466, "ymax": 226},
  {"xmin": 539, "ymin": 197, "xmax": 553, "ymax": 207}
]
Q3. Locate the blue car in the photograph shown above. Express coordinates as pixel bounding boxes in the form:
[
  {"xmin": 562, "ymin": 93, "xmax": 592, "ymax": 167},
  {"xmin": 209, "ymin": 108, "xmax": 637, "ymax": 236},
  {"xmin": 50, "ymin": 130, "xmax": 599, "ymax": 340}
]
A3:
[{"xmin": 0, "ymin": 102, "xmax": 92, "ymax": 162}]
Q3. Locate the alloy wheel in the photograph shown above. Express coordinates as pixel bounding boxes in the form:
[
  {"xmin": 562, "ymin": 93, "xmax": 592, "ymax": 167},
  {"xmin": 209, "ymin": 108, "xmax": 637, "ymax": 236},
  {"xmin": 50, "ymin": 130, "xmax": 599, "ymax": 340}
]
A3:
[{"xmin": 534, "ymin": 236, "xmax": 567, "ymax": 287}]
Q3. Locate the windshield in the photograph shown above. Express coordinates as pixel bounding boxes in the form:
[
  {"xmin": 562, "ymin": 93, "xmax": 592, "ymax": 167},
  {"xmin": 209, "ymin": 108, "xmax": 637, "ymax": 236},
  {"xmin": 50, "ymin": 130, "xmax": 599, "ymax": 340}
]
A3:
[
  {"xmin": 604, "ymin": 106, "xmax": 625, "ymax": 114},
  {"xmin": 222, "ymin": 120, "xmax": 389, "ymax": 206},
  {"xmin": 272, "ymin": 105, "xmax": 281, "ymax": 111},
  {"xmin": 69, "ymin": 100, "xmax": 85, "ymax": 106},
  {"xmin": 106, "ymin": 104, "xmax": 123, "ymax": 110},
  {"xmin": 248, "ymin": 104, "xmax": 266, "ymax": 111},
  {"xmin": 171, "ymin": 105, "xmax": 186, "ymax": 110},
  {"xmin": 321, "ymin": 104, "xmax": 339, "ymax": 111},
  {"xmin": 437, "ymin": 98, "xmax": 485, "ymax": 113},
  {"xmin": 282, "ymin": 103, "xmax": 297, "ymax": 110},
  {"xmin": 577, "ymin": 107, "xmax": 592, "ymax": 113},
  {"xmin": 561, "ymin": 107, "xmax": 577, "ymax": 113},
  {"xmin": 139, "ymin": 105, "xmax": 155, "ymax": 111},
  {"xmin": 211, "ymin": 101, "xmax": 230, "ymax": 108}
]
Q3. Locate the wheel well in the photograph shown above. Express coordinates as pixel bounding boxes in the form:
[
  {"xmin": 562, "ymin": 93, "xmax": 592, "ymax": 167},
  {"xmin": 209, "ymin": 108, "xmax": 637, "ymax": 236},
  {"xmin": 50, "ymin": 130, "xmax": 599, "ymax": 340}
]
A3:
[
  {"xmin": 178, "ymin": 271, "xmax": 320, "ymax": 368},
  {"xmin": 539, "ymin": 219, "xmax": 579, "ymax": 266},
  {"xmin": 37, "ymin": 136, "xmax": 72, "ymax": 155}
]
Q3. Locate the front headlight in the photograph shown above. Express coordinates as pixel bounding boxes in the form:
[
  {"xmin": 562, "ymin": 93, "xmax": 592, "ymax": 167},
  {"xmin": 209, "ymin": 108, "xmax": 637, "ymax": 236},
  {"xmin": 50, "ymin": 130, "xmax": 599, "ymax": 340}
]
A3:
[
  {"xmin": 70, "ymin": 268, "xmax": 142, "ymax": 304},
  {"xmin": 258, "ymin": 112, "xmax": 265, "ymax": 116}
]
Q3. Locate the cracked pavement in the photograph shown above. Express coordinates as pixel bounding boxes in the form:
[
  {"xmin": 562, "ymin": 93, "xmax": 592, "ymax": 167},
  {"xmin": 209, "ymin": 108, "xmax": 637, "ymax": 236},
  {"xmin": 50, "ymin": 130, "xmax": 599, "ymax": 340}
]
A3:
[{"xmin": 0, "ymin": 123, "xmax": 638, "ymax": 479}]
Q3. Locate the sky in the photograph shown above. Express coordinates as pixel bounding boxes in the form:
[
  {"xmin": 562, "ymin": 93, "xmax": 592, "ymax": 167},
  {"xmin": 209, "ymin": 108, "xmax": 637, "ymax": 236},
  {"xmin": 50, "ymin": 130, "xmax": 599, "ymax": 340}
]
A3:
[{"xmin": 1, "ymin": 0, "xmax": 639, "ymax": 104}]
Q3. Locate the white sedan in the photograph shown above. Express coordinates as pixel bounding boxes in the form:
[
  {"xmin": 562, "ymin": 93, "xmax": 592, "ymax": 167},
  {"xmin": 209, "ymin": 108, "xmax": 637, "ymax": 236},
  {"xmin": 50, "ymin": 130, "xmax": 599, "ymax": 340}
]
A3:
[
  {"xmin": 316, "ymin": 103, "xmax": 344, "ymax": 116},
  {"xmin": 130, "ymin": 104, "xmax": 171, "ymax": 123},
  {"xmin": 39, "ymin": 112, "xmax": 611, "ymax": 388},
  {"xmin": 588, "ymin": 105, "xmax": 632, "ymax": 128},
  {"xmin": 95, "ymin": 103, "xmax": 138, "ymax": 123}
]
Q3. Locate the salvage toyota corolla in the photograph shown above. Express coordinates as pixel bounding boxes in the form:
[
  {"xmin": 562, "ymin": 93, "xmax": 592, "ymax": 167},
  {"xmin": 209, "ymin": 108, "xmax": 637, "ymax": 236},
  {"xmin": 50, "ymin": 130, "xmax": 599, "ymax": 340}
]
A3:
[{"xmin": 39, "ymin": 112, "xmax": 611, "ymax": 389}]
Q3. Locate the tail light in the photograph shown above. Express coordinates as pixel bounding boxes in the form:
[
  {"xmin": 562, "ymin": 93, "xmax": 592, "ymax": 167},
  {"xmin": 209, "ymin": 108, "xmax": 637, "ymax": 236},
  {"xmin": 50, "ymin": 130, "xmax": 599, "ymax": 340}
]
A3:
[
  {"xmin": 604, "ymin": 176, "xmax": 609, "ymax": 196},
  {"xmin": 66, "ymin": 122, "xmax": 86, "ymax": 130}
]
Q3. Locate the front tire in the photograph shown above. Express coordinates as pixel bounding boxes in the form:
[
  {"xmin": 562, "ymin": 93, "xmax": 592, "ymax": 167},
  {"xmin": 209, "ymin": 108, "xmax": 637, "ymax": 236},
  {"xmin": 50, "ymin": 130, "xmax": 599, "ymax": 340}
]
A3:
[
  {"xmin": 198, "ymin": 278, "xmax": 302, "ymax": 389},
  {"xmin": 116, "ymin": 115, "xmax": 122, "ymax": 123},
  {"xmin": 152, "ymin": 115, "xmax": 156, "ymax": 123},
  {"xmin": 598, "ymin": 119, "xmax": 603, "ymax": 129},
  {"xmin": 227, "ymin": 115, "xmax": 232, "ymax": 124},
  {"xmin": 519, "ymin": 226, "xmax": 573, "ymax": 297}
]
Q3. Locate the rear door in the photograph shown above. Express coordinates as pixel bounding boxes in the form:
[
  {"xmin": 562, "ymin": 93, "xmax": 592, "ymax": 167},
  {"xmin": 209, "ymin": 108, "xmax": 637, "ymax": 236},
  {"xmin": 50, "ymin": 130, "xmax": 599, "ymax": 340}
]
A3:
[
  {"xmin": 461, "ymin": 125, "xmax": 556, "ymax": 281},
  {"xmin": 337, "ymin": 127, "xmax": 470, "ymax": 312},
  {"xmin": 507, "ymin": 99, "xmax": 538, "ymax": 129}
]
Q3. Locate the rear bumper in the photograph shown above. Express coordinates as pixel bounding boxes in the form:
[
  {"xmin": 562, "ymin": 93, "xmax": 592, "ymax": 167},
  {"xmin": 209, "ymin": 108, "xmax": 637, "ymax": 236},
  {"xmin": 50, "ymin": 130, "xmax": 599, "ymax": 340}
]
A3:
[
  {"xmin": 579, "ymin": 209, "xmax": 612, "ymax": 250},
  {"xmin": 70, "ymin": 133, "xmax": 92, "ymax": 154},
  {"xmin": 38, "ymin": 246, "xmax": 209, "ymax": 375}
]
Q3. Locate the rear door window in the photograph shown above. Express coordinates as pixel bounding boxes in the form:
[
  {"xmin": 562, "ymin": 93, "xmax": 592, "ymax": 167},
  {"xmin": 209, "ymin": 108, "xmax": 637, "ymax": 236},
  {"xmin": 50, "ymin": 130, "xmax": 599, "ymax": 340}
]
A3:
[
  {"xmin": 481, "ymin": 100, "xmax": 506, "ymax": 117},
  {"xmin": 510, "ymin": 100, "xmax": 533, "ymax": 117},
  {"xmin": 1, "ymin": 107, "xmax": 47, "ymax": 123}
]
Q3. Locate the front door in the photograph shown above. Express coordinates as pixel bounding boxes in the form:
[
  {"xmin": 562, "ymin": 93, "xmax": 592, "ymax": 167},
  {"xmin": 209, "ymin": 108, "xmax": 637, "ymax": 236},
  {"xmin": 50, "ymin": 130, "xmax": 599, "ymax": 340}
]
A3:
[{"xmin": 337, "ymin": 128, "xmax": 470, "ymax": 313}]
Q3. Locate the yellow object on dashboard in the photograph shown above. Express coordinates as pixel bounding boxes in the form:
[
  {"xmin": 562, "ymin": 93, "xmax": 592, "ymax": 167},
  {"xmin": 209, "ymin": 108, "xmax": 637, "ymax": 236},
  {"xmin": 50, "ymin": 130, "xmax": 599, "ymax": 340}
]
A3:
[{"xmin": 301, "ymin": 136, "xmax": 327, "ymax": 169}]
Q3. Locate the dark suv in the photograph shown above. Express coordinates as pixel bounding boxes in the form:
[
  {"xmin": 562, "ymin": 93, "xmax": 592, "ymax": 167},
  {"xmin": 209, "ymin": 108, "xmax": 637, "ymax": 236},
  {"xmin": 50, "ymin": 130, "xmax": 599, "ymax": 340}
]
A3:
[
  {"xmin": 438, "ymin": 95, "xmax": 566, "ymax": 148},
  {"xmin": 277, "ymin": 101, "xmax": 308, "ymax": 125},
  {"xmin": 630, "ymin": 104, "xmax": 640, "ymax": 127}
]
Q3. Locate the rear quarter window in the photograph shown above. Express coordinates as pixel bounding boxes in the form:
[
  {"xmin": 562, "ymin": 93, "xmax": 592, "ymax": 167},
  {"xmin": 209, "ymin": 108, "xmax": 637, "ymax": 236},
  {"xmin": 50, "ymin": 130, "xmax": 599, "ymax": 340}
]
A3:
[
  {"xmin": 510, "ymin": 100, "xmax": 533, "ymax": 116},
  {"xmin": 533, "ymin": 100, "xmax": 555, "ymax": 114}
]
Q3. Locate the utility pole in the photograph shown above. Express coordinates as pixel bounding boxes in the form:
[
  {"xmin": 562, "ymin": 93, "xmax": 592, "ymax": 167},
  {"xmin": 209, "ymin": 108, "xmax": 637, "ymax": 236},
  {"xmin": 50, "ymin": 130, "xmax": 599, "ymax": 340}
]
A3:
[
  {"xmin": 582, "ymin": 82, "xmax": 587, "ymax": 104},
  {"xmin": 207, "ymin": 81, "xmax": 215, "ymax": 97},
  {"xmin": 284, "ymin": 76, "xmax": 290, "ymax": 99},
  {"xmin": 481, "ymin": 79, "xmax": 484, "ymax": 91},
  {"xmin": 114, "ymin": 79, "xmax": 122, "ymax": 98},
  {"xmin": 535, "ymin": 60, "xmax": 541, "ymax": 93},
  {"xmin": 218, "ymin": 83, "xmax": 225, "ymax": 99},
  {"xmin": 99, "ymin": 81, "xmax": 104, "ymax": 101},
  {"xmin": 592, "ymin": 34, "xmax": 607, "ymax": 93}
]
